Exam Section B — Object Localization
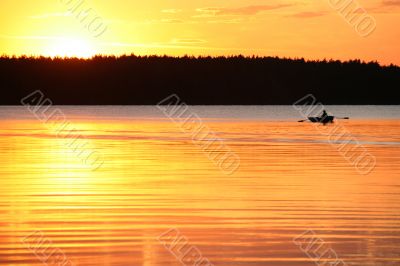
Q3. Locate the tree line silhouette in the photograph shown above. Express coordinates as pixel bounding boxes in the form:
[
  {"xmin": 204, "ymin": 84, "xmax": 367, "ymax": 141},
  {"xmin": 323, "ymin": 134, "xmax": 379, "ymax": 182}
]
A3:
[{"xmin": 0, "ymin": 54, "xmax": 399, "ymax": 104}]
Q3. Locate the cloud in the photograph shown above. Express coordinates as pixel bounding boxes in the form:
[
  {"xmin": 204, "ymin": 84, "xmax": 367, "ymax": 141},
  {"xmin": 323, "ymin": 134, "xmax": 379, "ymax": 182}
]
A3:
[
  {"xmin": 171, "ymin": 39, "xmax": 207, "ymax": 44},
  {"xmin": 161, "ymin": 9, "xmax": 182, "ymax": 13},
  {"xmin": 287, "ymin": 11, "xmax": 327, "ymax": 18},
  {"xmin": 196, "ymin": 4, "xmax": 292, "ymax": 16},
  {"xmin": 381, "ymin": 0, "xmax": 400, "ymax": 6},
  {"xmin": 104, "ymin": 41, "xmax": 256, "ymax": 53},
  {"xmin": 160, "ymin": 19, "xmax": 184, "ymax": 23},
  {"xmin": 0, "ymin": 35, "xmax": 65, "ymax": 40},
  {"xmin": 205, "ymin": 18, "xmax": 243, "ymax": 24},
  {"xmin": 359, "ymin": 0, "xmax": 400, "ymax": 13},
  {"xmin": 105, "ymin": 41, "xmax": 211, "ymax": 50},
  {"xmin": 143, "ymin": 18, "xmax": 184, "ymax": 24},
  {"xmin": 29, "ymin": 12, "xmax": 71, "ymax": 19}
]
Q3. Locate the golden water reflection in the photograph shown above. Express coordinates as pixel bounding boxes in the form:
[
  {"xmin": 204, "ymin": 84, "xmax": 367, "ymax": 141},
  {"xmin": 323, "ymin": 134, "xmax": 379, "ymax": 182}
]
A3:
[{"xmin": 0, "ymin": 111, "xmax": 400, "ymax": 265}]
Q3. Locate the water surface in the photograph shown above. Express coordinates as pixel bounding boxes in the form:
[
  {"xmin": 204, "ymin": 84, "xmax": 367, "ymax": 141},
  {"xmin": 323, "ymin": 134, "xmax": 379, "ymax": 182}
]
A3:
[{"xmin": 0, "ymin": 106, "xmax": 399, "ymax": 266}]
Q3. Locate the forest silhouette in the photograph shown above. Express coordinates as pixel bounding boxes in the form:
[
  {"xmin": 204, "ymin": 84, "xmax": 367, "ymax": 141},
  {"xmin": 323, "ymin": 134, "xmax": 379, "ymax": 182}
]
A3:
[{"xmin": 1, "ymin": 55, "xmax": 399, "ymax": 105}]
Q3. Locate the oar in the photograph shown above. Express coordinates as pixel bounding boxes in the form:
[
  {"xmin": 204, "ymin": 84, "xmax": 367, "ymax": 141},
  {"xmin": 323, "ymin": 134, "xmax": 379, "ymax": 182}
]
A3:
[
  {"xmin": 298, "ymin": 119, "xmax": 308, "ymax": 122},
  {"xmin": 336, "ymin": 117, "xmax": 350, "ymax": 120}
]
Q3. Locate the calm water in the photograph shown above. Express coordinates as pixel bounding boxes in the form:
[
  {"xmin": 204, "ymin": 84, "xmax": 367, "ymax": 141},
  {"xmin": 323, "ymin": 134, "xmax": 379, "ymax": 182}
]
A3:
[{"xmin": 0, "ymin": 106, "xmax": 400, "ymax": 266}]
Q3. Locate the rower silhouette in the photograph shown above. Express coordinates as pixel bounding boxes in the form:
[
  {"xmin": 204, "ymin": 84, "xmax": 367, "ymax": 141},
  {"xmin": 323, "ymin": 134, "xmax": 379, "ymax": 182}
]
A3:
[
  {"xmin": 319, "ymin": 109, "xmax": 333, "ymax": 124},
  {"xmin": 299, "ymin": 109, "xmax": 349, "ymax": 123}
]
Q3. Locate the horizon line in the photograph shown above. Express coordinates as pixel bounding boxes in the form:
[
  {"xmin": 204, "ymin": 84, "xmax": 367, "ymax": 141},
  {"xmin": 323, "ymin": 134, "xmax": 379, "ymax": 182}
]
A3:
[{"xmin": 1, "ymin": 53, "xmax": 398, "ymax": 67}]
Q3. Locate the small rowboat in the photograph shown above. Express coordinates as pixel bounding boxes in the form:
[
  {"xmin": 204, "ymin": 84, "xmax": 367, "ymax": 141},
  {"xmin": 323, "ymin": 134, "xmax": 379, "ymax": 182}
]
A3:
[
  {"xmin": 298, "ymin": 116, "xmax": 348, "ymax": 123},
  {"xmin": 308, "ymin": 116, "xmax": 334, "ymax": 124}
]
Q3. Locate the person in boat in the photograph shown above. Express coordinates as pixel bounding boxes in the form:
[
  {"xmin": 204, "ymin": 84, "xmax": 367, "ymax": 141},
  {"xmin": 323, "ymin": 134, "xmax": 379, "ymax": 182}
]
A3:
[
  {"xmin": 320, "ymin": 109, "xmax": 328, "ymax": 118},
  {"xmin": 319, "ymin": 110, "xmax": 333, "ymax": 124}
]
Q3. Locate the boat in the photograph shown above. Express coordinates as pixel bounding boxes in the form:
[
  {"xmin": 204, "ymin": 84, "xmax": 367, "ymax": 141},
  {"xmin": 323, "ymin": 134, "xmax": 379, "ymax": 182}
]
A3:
[{"xmin": 308, "ymin": 116, "xmax": 334, "ymax": 124}]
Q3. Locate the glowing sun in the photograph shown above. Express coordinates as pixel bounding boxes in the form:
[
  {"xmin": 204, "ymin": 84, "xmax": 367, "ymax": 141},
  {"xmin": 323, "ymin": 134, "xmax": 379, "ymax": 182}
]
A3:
[{"xmin": 46, "ymin": 37, "xmax": 97, "ymax": 58}]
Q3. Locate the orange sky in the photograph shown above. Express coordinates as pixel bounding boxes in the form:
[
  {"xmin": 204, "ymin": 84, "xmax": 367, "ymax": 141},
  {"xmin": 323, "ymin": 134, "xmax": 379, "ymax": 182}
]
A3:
[{"xmin": 0, "ymin": 0, "xmax": 399, "ymax": 65}]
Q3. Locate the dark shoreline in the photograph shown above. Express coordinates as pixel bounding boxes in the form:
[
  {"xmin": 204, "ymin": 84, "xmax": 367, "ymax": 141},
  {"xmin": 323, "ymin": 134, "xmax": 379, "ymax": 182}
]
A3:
[{"xmin": 1, "ymin": 55, "xmax": 399, "ymax": 105}]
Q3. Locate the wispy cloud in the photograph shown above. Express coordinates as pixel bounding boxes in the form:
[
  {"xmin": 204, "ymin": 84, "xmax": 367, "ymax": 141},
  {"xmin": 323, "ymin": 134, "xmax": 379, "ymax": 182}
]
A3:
[
  {"xmin": 109, "ymin": 38, "xmax": 207, "ymax": 48},
  {"xmin": 382, "ymin": 0, "xmax": 400, "ymax": 6},
  {"xmin": 160, "ymin": 19, "xmax": 184, "ymax": 23},
  {"xmin": 171, "ymin": 39, "xmax": 207, "ymax": 44},
  {"xmin": 103, "ymin": 40, "xmax": 257, "ymax": 52},
  {"xmin": 142, "ymin": 18, "xmax": 184, "ymax": 24},
  {"xmin": 287, "ymin": 11, "xmax": 327, "ymax": 18},
  {"xmin": 29, "ymin": 12, "xmax": 71, "ymax": 19},
  {"xmin": 360, "ymin": 0, "xmax": 400, "ymax": 13},
  {"xmin": 205, "ymin": 18, "xmax": 243, "ymax": 24},
  {"xmin": 196, "ymin": 4, "xmax": 292, "ymax": 16},
  {"xmin": 104, "ymin": 41, "xmax": 210, "ymax": 50},
  {"xmin": 0, "ymin": 35, "xmax": 65, "ymax": 40},
  {"xmin": 161, "ymin": 9, "xmax": 182, "ymax": 13}
]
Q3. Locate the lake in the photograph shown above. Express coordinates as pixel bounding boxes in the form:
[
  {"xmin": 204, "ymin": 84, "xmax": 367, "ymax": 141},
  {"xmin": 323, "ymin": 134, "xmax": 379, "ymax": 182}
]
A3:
[{"xmin": 0, "ymin": 106, "xmax": 399, "ymax": 266}]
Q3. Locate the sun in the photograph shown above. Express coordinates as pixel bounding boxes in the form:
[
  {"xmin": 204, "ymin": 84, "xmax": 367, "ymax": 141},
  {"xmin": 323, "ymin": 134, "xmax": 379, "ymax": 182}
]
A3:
[{"xmin": 45, "ymin": 37, "xmax": 97, "ymax": 58}]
